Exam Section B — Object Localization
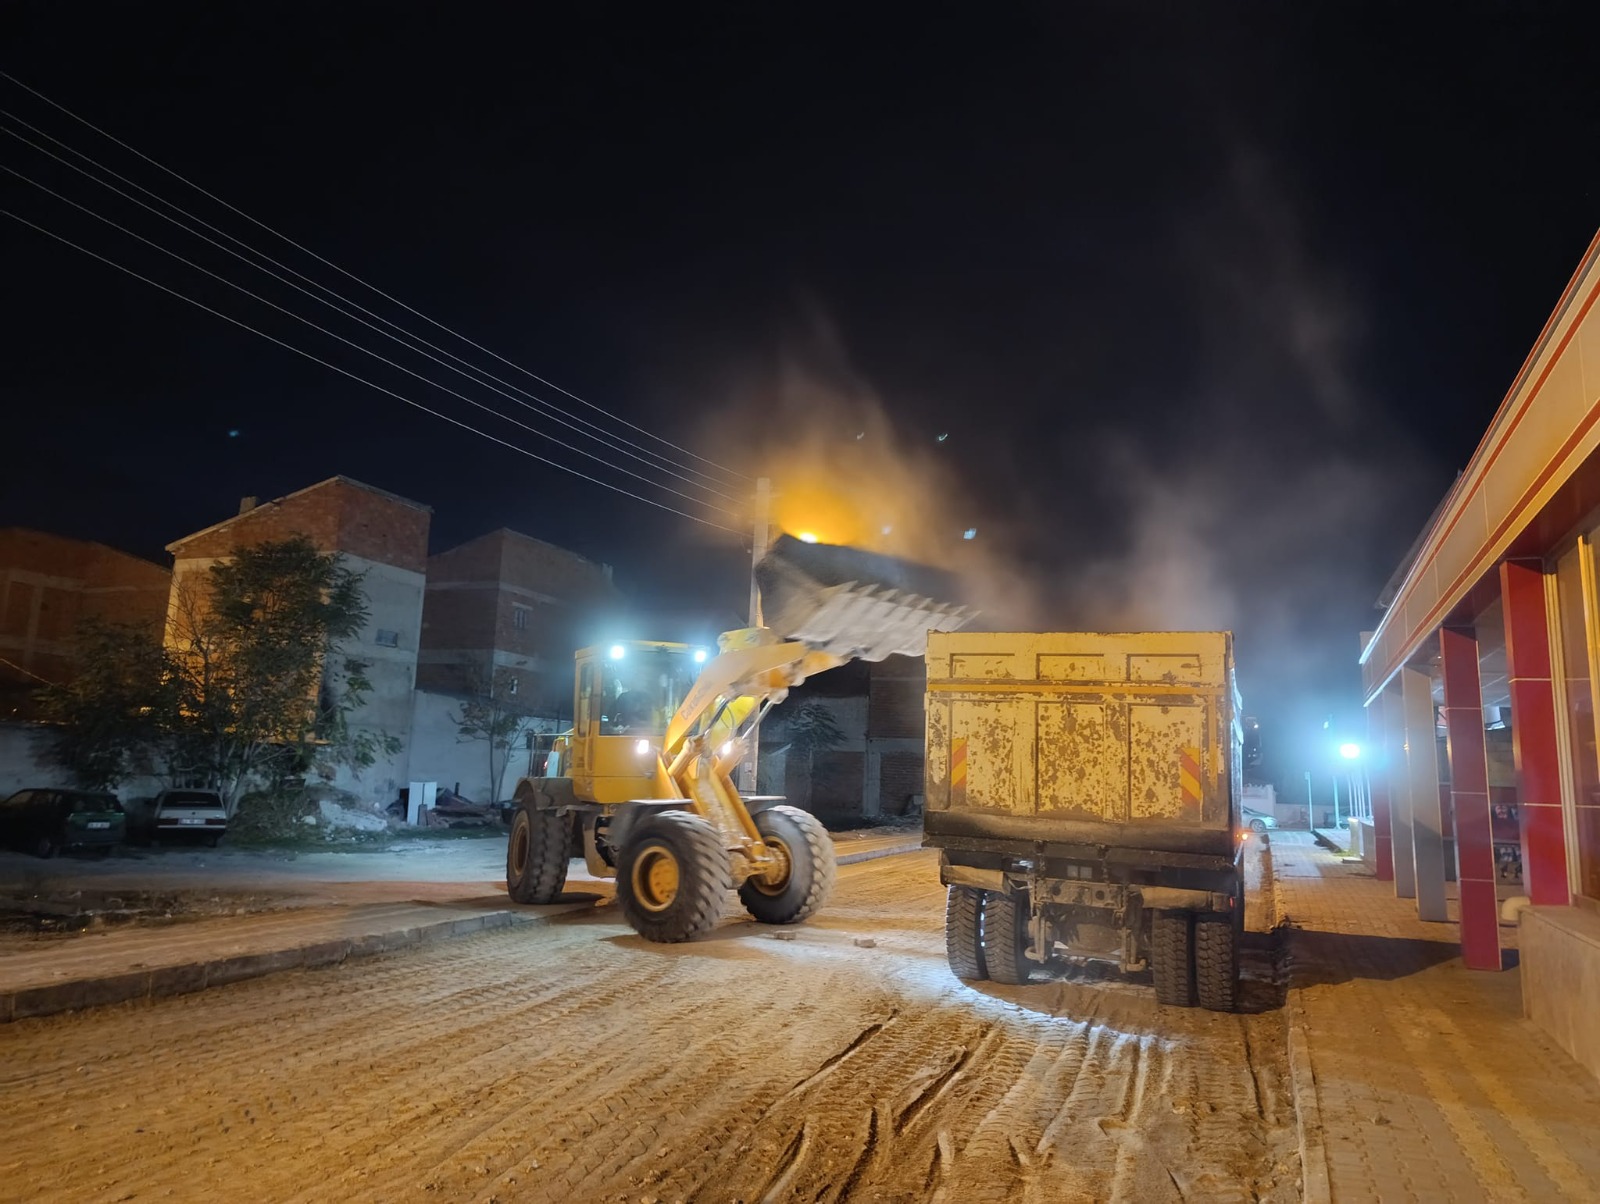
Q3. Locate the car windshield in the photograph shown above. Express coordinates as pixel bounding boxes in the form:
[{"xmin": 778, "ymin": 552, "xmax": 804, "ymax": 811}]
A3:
[
  {"xmin": 68, "ymin": 794, "xmax": 121, "ymax": 814},
  {"xmin": 600, "ymin": 648, "xmax": 699, "ymax": 737},
  {"xmin": 163, "ymin": 791, "xmax": 222, "ymax": 807}
]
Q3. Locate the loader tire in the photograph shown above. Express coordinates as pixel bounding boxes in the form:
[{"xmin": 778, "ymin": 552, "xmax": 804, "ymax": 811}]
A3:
[
  {"xmin": 1151, "ymin": 909, "xmax": 1196, "ymax": 1007},
  {"xmin": 944, "ymin": 886, "xmax": 988, "ymax": 981},
  {"xmin": 1194, "ymin": 911, "xmax": 1240, "ymax": 1012},
  {"xmin": 618, "ymin": 810, "xmax": 729, "ymax": 943},
  {"xmin": 739, "ymin": 805, "xmax": 836, "ymax": 925},
  {"xmin": 981, "ymin": 890, "xmax": 1032, "ymax": 985},
  {"xmin": 506, "ymin": 792, "xmax": 570, "ymax": 904}
]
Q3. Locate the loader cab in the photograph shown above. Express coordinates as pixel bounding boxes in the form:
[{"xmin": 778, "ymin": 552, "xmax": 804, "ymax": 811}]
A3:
[{"xmin": 569, "ymin": 640, "xmax": 705, "ymax": 804}]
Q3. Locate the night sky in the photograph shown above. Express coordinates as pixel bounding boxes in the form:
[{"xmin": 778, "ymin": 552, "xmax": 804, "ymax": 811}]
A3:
[{"xmin": 5, "ymin": 3, "xmax": 1599, "ymax": 784}]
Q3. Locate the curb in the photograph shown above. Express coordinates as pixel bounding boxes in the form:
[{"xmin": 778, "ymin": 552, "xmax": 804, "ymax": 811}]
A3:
[
  {"xmin": 3, "ymin": 844, "xmax": 922, "ymax": 1024},
  {"xmin": 1, "ymin": 908, "xmax": 549, "ymax": 1025},
  {"xmin": 835, "ymin": 839, "xmax": 924, "ymax": 866},
  {"xmin": 1262, "ymin": 840, "xmax": 1332, "ymax": 1204}
]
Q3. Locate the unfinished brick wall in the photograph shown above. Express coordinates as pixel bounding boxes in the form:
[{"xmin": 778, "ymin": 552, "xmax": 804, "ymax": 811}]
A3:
[
  {"xmin": 169, "ymin": 477, "xmax": 430, "ymax": 572},
  {"xmin": 0, "ymin": 528, "xmax": 170, "ymax": 694}
]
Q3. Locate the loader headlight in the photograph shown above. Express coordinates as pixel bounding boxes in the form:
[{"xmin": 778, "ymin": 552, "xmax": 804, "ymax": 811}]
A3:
[
  {"xmin": 693, "ymin": 648, "xmax": 708, "ymax": 664},
  {"xmin": 609, "ymin": 644, "xmax": 626, "ymax": 660},
  {"xmin": 634, "ymin": 739, "xmax": 652, "ymax": 757}
]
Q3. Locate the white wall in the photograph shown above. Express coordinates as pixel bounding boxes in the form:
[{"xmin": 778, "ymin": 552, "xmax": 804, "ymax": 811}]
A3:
[
  {"xmin": 324, "ymin": 554, "xmax": 426, "ymax": 810},
  {"xmin": 0, "ymin": 722, "xmax": 165, "ymax": 801},
  {"xmin": 406, "ymin": 688, "xmax": 562, "ymax": 805}
]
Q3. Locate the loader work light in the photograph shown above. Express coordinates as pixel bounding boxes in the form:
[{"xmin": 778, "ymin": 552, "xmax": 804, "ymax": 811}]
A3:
[{"xmin": 609, "ymin": 644, "xmax": 626, "ymax": 660}]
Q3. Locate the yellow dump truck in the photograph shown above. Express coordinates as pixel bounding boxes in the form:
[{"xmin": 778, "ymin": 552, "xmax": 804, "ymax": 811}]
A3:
[{"xmin": 924, "ymin": 631, "xmax": 1245, "ymax": 1010}]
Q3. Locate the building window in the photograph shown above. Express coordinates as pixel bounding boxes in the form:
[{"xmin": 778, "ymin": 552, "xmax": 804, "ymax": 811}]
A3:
[
  {"xmin": 513, "ymin": 605, "xmax": 530, "ymax": 631},
  {"xmin": 375, "ymin": 629, "xmax": 400, "ymax": 648},
  {"xmin": 508, "ymin": 676, "xmax": 519, "ymax": 696}
]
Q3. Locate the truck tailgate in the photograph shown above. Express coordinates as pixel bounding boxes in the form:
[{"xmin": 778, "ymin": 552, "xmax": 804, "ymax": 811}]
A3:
[{"xmin": 924, "ymin": 631, "xmax": 1239, "ymax": 854}]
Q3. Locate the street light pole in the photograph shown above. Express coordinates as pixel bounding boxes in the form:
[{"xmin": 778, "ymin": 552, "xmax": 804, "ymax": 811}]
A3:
[{"xmin": 740, "ymin": 476, "xmax": 772, "ymax": 794}]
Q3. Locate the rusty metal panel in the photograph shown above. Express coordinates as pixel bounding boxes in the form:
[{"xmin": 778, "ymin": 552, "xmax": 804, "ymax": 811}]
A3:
[
  {"xmin": 926, "ymin": 631, "xmax": 1234, "ymax": 834},
  {"xmin": 949, "ymin": 699, "xmax": 1023, "ymax": 813},
  {"xmin": 1128, "ymin": 702, "xmax": 1207, "ymax": 822},
  {"xmin": 1036, "ymin": 700, "xmax": 1127, "ymax": 821}
]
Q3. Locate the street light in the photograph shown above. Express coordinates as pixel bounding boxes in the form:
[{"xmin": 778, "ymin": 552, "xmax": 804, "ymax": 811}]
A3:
[{"xmin": 1339, "ymin": 742, "xmax": 1361, "ymax": 760}]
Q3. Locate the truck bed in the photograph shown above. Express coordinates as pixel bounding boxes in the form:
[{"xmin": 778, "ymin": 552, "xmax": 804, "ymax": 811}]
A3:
[{"xmin": 924, "ymin": 631, "xmax": 1241, "ymax": 859}]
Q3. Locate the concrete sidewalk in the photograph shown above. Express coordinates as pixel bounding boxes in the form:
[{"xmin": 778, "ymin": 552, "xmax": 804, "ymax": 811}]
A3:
[
  {"xmin": 1269, "ymin": 831, "xmax": 1600, "ymax": 1202},
  {"xmin": 0, "ymin": 830, "xmax": 922, "ymax": 1024}
]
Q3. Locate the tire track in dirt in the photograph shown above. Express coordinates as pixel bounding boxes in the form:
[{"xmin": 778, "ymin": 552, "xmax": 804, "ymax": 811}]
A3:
[{"xmin": 0, "ymin": 851, "xmax": 1299, "ymax": 1204}]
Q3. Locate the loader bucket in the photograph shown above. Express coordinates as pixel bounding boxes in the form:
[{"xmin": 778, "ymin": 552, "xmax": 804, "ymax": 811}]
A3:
[{"xmin": 754, "ymin": 534, "xmax": 976, "ymax": 660}]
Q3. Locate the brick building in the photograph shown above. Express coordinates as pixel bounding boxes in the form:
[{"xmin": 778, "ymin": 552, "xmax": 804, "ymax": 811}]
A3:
[
  {"xmin": 415, "ymin": 528, "xmax": 622, "ymax": 712},
  {"xmin": 764, "ymin": 656, "xmax": 928, "ymax": 821},
  {"xmin": 166, "ymin": 477, "xmax": 432, "ymax": 808},
  {"xmin": 1360, "ymin": 229, "xmax": 1600, "ymax": 1082},
  {"xmin": 0, "ymin": 528, "xmax": 170, "ymax": 715}
]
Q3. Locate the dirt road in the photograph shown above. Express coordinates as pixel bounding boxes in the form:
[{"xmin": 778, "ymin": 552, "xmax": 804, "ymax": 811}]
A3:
[{"xmin": 0, "ymin": 851, "xmax": 1298, "ymax": 1203}]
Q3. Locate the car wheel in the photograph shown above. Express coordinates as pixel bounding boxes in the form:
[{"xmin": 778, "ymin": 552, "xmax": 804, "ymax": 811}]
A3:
[
  {"xmin": 33, "ymin": 835, "xmax": 57, "ymax": 859},
  {"xmin": 1249, "ymin": 818, "xmax": 1267, "ymax": 833}
]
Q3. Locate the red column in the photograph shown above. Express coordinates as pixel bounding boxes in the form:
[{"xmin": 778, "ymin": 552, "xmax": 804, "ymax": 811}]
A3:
[
  {"xmin": 1500, "ymin": 559, "xmax": 1572, "ymax": 906},
  {"xmin": 1440, "ymin": 625, "xmax": 1502, "ymax": 970},
  {"xmin": 1367, "ymin": 689, "xmax": 1394, "ymax": 880}
]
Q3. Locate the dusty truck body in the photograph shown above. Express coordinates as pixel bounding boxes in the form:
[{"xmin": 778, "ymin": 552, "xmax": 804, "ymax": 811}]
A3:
[{"xmin": 924, "ymin": 631, "xmax": 1246, "ymax": 1010}]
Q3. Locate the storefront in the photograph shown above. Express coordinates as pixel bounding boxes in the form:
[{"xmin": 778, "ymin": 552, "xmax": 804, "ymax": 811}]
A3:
[{"xmin": 1361, "ymin": 228, "xmax": 1600, "ymax": 1079}]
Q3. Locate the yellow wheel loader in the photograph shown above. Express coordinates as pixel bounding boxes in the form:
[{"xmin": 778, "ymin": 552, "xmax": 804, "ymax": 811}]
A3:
[{"xmin": 505, "ymin": 535, "xmax": 972, "ymax": 942}]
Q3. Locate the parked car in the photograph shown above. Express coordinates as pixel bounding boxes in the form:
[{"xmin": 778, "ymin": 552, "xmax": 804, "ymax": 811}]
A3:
[
  {"xmin": 1241, "ymin": 804, "xmax": 1276, "ymax": 833},
  {"xmin": 151, "ymin": 789, "xmax": 229, "ymax": 846},
  {"xmin": 0, "ymin": 788, "xmax": 126, "ymax": 858}
]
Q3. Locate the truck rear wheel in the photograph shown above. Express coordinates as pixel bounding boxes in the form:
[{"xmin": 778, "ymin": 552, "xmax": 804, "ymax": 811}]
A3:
[
  {"xmin": 981, "ymin": 891, "xmax": 1031, "ymax": 985},
  {"xmin": 1151, "ymin": 910, "xmax": 1196, "ymax": 1006},
  {"xmin": 739, "ymin": 805, "xmax": 836, "ymax": 924},
  {"xmin": 617, "ymin": 810, "xmax": 730, "ymax": 942},
  {"xmin": 506, "ymin": 791, "xmax": 571, "ymax": 904},
  {"xmin": 1194, "ymin": 911, "xmax": 1239, "ymax": 1012},
  {"xmin": 944, "ymin": 886, "xmax": 988, "ymax": 981}
]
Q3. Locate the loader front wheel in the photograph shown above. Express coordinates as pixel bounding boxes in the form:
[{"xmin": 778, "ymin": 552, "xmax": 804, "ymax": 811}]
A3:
[
  {"xmin": 739, "ymin": 805, "xmax": 837, "ymax": 925},
  {"xmin": 506, "ymin": 792, "xmax": 571, "ymax": 904},
  {"xmin": 618, "ymin": 811, "xmax": 730, "ymax": 942}
]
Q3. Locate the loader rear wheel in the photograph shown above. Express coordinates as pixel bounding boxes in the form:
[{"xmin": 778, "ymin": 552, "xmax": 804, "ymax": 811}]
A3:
[
  {"xmin": 1151, "ymin": 910, "xmax": 1196, "ymax": 1007},
  {"xmin": 944, "ymin": 886, "xmax": 988, "ymax": 981},
  {"xmin": 618, "ymin": 811, "xmax": 729, "ymax": 942},
  {"xmin": 981, "ymin": 891, "xmax": 1032, "ymax": 985},
  {"xmin": 739, "ymin": 805, "xmax": 836, "ymax": 925},
  {"xmin": 1194, "ymin": 911, "xmax": 1240, "ymax": 1012},
  {"xmin": 506, "ymin": 792, "xmax": 570, "ymax": 904}
]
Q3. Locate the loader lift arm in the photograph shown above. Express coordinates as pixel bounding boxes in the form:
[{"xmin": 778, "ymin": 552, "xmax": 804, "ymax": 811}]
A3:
[{"xmin": 505, "ymin": 534, "xmax": 973, "ymax": 942}]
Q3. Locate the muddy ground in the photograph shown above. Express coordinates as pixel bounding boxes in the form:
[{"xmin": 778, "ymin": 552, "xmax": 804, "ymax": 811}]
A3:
[{"xmin": 0, "ymin": 848, "xmax": 1296, "ymax": 1203}]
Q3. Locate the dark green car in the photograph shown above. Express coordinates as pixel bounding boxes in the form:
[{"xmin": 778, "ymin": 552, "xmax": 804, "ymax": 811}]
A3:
[{"xmin": 0, "ymin": 788, "xmax": 126, "ymax": 858}]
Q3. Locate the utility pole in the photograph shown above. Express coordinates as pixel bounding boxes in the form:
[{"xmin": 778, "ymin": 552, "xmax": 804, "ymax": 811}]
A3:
[{"xmin": 740, "ymin": 477, "xmax": 771, "ymax": 793}]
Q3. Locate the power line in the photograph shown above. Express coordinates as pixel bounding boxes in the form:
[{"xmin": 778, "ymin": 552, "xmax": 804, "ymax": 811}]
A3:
[
  {"xmin": 0, "ymin": 71, "xmax": 752, "ymax": 486},
  {"xmin": 1, "ymin": 206, "xmax": 746, "ymax": 536},
  {"xmin": 0, "ymin": 111, "xmax": 746, "ymax": 506},
  {"xmin": 0, "ymin": 154, "xmax": 744, "ymax": 521}
]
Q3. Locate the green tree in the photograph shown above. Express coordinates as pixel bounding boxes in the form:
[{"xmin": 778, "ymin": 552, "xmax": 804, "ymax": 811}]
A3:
[
  {"xmin": 38, "ymin": 618, "xmax": 174, "ymax": 790},
  {"xmin": 165, "ymin": 536, "xmax": 397, "ymax": 812},
  {"xmin": 453, "ymin": 662, "xmax": 540, "ymax": 802},
  {"xmin": 785, "ymin": 700, "xmax": 845, "ymax": 776}
]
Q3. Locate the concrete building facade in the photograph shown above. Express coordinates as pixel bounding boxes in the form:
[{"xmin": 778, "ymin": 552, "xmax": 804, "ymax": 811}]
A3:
[
  {"xmin": 416, "ymin": 528, "xmax": 621, "ymax": 712},
  {"xmin": 0, "ymin": 528, "xmax": 170, "ymax": 715},
  {"xmin": 1361, "ymin": 229, "xmax": 1600, "ymax": 1082},
  {"xmin": 166, "ymin": 477, "xmax": 431, "ymax": 810}
]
